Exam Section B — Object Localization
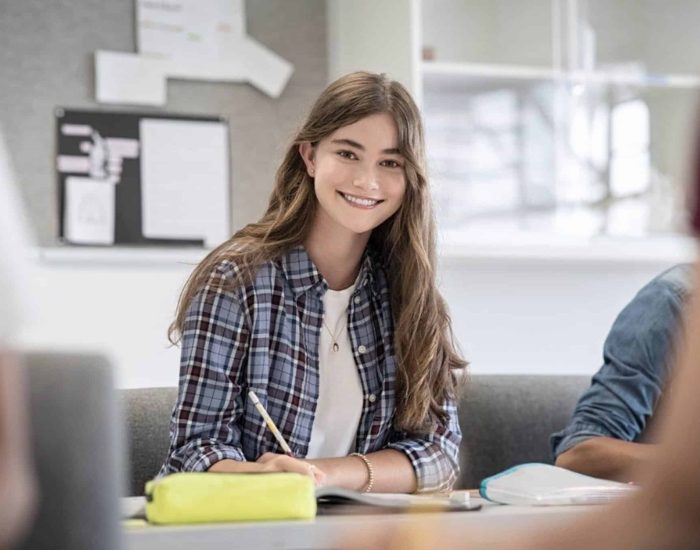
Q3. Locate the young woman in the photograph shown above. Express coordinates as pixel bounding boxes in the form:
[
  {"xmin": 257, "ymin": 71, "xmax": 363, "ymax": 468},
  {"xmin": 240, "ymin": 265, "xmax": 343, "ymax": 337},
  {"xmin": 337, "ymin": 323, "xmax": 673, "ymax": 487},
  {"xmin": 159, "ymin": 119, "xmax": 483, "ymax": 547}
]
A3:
[{"xmin": 160, "ymin": 72, "xmax": 466, "ymax": 494}]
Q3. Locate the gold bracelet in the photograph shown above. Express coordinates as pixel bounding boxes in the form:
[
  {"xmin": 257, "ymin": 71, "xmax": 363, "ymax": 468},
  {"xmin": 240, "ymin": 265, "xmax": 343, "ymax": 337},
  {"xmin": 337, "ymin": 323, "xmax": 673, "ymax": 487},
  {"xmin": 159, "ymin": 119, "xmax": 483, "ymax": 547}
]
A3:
[{"xmin": 350, "ymin": 452, "xmax": 374, "ymax": 493}]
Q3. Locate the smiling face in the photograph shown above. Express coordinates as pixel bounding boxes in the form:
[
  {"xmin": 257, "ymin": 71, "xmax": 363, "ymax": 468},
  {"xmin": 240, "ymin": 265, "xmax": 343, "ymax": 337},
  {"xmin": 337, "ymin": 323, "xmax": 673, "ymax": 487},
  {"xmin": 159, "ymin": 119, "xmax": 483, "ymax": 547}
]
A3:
[{"xmin": 299, "ymin": 113, "xmax": 407, "ymax": 240}]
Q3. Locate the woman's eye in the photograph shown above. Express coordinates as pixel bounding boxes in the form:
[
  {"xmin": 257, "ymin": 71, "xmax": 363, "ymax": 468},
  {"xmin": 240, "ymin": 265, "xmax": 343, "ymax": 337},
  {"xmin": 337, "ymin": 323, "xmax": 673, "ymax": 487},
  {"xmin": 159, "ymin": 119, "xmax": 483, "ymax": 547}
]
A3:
[
  {"xmin": 337, "ymin": 150, "xmax": 357, "ymax": 160},
  {"xmin": 381, "ymin": 159, "xmax": 402, "ymax": 169}
]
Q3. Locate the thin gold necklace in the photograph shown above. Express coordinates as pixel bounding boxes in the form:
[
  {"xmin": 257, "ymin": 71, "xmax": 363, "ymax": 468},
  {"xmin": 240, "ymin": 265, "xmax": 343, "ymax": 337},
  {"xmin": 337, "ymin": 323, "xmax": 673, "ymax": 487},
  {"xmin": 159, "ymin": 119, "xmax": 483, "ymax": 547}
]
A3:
[{"xmin": 322, "ymin": 315, "xmax": 347, "ymax": 352}]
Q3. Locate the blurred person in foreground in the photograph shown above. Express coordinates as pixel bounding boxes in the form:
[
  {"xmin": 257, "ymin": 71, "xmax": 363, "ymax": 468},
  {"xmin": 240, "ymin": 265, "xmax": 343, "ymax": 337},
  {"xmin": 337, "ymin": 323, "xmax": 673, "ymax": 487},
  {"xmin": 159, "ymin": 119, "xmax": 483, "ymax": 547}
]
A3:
[
  {"xmin": 0, "ymin": 136, "xmax": 37, "ymax": 548},
  {"xmin": 344, "ymin": 135, "xmax": 700, "ymax": 550}
]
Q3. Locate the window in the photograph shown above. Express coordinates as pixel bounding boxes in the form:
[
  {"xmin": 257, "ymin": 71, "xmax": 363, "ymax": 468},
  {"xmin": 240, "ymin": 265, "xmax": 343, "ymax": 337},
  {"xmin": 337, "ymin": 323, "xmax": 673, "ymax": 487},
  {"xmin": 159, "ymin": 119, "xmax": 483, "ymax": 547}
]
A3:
[{"xmin": 421, "ymin": 0, "xmax": 700, "ymax": 242}]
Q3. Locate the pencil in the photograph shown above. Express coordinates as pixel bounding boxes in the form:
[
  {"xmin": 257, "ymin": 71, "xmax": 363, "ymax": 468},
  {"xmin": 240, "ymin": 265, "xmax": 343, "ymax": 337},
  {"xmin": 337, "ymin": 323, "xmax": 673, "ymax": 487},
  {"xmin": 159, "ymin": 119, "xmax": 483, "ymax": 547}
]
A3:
[{"xmin": 248, "ymin": 390, "xmax": 294, "ymax": 457}]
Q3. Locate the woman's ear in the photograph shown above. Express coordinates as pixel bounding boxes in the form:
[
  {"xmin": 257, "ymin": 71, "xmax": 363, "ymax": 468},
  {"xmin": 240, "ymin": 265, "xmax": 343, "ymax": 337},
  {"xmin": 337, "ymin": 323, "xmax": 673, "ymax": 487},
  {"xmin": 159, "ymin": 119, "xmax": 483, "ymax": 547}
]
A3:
[{"xmin": 298, "ymin": 142, "xmax": 315, "ymax": 177}]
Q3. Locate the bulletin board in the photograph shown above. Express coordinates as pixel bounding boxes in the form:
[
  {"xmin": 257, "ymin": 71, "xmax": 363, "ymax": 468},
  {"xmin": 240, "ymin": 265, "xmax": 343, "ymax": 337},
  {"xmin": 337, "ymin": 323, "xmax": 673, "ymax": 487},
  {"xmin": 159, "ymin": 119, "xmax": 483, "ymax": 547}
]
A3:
[{"xmin": 55, "ymin": 108, "xmax": 230, "ymax": 247}]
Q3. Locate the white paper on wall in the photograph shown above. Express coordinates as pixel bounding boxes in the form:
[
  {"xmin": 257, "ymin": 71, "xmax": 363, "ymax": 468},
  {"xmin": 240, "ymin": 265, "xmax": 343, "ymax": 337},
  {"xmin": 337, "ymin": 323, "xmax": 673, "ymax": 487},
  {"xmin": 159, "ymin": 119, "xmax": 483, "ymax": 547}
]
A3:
[
  {"xmin": 63, "ymin": 177, "xmax": 116, "ymax": 245},
  {"xmin": 139, "ymin": 118, "xmax": 229, "ymax": 248},
  {"xmin": 95, "ymin": 0, "xmax": 292, "ymax": 105},
  {"xmin": 95, "ymin": 51, "xmax": 167, "ymax": 106},
  {"xmin": 137, "ymin": 0, "xmax": 244, "ymax": 62}
]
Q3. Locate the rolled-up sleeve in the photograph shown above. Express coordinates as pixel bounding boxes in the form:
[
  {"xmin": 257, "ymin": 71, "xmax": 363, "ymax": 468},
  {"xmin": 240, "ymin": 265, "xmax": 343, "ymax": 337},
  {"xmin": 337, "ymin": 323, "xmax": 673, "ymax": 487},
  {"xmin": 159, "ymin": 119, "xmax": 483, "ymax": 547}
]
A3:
[
  {"xmin": 551, "ymin": 275, "xmax": 686, "ymax": 458},
  {"xmin": 160, "ymin": 265, "xmax": 251, "ymax": 475},
  {"xmin": 387, "ymin": 397, "xmax": 461, "ymax": 493}
]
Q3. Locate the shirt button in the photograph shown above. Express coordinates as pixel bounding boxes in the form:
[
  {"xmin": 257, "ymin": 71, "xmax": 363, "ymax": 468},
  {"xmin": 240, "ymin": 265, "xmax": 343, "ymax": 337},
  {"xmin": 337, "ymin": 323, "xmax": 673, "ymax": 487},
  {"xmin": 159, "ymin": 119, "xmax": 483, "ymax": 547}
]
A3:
[
  {"xmin": 354, "ymin": 296, "xmax": 361, "ymax": 304},
  {"xmin": 357, "ymin": 345, "xmax": 367, "ymax": 354},
  {"xmin": 368, "ymin": 394, "xmax": 377, "ymax": 403}
]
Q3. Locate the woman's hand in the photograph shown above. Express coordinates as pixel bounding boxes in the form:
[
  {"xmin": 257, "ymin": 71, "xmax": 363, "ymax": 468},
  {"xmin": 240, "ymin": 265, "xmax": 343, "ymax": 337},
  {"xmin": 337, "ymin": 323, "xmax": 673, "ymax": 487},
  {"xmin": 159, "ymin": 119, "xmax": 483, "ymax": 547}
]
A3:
[{"xmin": 256, "ymin": 452, "xmax": 327, "ymax": 486}]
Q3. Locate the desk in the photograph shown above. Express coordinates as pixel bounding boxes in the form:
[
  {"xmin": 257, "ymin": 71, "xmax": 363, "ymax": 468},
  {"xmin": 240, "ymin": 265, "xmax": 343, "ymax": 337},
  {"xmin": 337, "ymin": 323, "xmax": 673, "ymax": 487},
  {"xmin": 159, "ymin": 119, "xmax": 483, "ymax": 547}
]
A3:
[{"xmin": 124, "ymin": 497, "xmax": 597, "ymax": 550}]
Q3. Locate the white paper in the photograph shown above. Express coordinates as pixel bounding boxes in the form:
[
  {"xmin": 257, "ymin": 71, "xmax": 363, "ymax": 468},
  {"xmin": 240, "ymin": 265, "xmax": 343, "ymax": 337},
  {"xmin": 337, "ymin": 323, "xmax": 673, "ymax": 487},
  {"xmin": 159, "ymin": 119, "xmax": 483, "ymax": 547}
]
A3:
[
  {"xmin": 137, "ymin": 0, "xmax": 245, "ymax": 62},
  {"xmin": 57, "ymin": 127, "xmax": 139, "ymax": 185},
  {"xmin": 121, "ymin": 496, "xmax": 146, "ymax": 520},
  {"xmin": 57, "ymin": 155, "xmax": 91, "ymax": 174},
  {"xmin": 105, "ymin": 138, "xmax": 140, "ymax": 158},
  {"xmin": 139, "ymin": 119, "xmax": 229, "ymax": 247},
  {"xmin": 126, "ymin": 0, "xmax": 291, "ymax": 99},
  {"xmin": 162, "ymin": 38, "xmax": 292, "ymax": 98},
  {"xmin": 315, "ymin": 487, "xmax": 478, "ymax": 511},
  {"xmin": 64, "ymin": 177, "xmax": 116, "ymax": 245},
  {"xmin": 95, "ymin": 51, "xmax": 167, "ymax": 106},
  {"xmin": 240, "ymin": 37, "xmax": 293, "ymax": 98},
  {"xmin": 61, "ymin": 124, "xmax": 92, "ymax": 137},
  {"xmin": 97, "ymin": 1, "xmax": 293, "ymax": 104}
]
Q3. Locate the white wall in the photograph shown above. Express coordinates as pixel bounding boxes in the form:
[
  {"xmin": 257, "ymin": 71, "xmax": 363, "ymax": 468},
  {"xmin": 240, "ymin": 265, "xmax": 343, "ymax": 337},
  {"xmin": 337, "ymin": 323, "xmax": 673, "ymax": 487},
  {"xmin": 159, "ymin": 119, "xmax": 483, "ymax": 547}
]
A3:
[
  {"xmin": 20, "ymin": 250, "xmax": 197, "ymax": 389},
  {"xmin": 326, "ymin": 0, "xmax": 421, "ymax": 97},
  {"xmin": 439, "ymin": 256, "xmax": 680, "ymax": 376},
  {"xmin": 18, "ymin": 247, "xmax": 691, "ymax": 388}
]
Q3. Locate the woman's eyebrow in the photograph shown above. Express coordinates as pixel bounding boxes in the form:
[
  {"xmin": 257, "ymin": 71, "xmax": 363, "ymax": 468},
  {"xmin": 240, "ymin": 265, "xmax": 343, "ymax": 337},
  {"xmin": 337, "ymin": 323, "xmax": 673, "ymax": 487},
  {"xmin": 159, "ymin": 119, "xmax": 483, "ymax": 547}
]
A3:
[
  {"xmin": 331, "ymin": 138, "xmax": 401, "ymax": 155},
  {"xmin": 331, "ymin": 138, "xmax": 364, "ymax": 150}
]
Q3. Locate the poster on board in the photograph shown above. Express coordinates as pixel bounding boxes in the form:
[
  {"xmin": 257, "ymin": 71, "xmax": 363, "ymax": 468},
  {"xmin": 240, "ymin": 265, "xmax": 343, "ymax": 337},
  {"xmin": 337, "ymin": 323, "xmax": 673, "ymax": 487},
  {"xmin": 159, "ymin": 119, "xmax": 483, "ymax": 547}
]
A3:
[{"xmin": 55, "ymin": 108, "xmax": 230, "ymax": 247}]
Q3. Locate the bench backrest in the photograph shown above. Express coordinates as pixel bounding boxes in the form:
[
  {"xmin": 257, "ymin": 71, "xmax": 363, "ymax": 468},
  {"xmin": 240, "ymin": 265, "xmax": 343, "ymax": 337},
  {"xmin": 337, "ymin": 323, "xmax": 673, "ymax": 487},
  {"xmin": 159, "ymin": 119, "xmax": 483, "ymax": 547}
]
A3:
[
  {"xmin": 456, "ymin": 375, "xmax": 589, "ymax": 488},
  {"xmin": 121, "ymin": 375, "xmax": 590, "ymax": 494}
]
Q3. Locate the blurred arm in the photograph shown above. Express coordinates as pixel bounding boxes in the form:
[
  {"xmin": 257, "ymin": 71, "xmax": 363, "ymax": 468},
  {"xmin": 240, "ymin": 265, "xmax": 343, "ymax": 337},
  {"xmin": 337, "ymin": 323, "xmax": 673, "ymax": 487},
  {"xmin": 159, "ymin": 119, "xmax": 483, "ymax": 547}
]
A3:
[
  {"xmin": 0, "ymin": 351, "xmax": 36, "ymax": 549},
  {"xmin": 555, "ymin": 436, "xmax": 658, "ymax": 482}
]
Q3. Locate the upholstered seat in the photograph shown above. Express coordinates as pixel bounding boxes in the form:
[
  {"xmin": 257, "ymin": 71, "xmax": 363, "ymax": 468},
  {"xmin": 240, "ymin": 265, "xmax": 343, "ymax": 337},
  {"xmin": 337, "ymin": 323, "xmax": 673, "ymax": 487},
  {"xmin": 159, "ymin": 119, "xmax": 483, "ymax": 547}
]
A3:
[{"xmin": 120, "ymin": 387, "xmax": 177, "ymax": 496}]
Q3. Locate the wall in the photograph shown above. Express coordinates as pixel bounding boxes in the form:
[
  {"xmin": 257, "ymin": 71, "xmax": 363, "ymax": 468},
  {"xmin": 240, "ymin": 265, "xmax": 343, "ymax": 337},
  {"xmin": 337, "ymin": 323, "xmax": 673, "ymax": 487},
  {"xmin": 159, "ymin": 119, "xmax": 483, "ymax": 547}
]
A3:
[
  {"xmin": 22, "ymin": 252, "xmax": 194, "ymax": 388},
  {"xmin": 438, "ymin": 256, "xmax": 685, "ymax": 377},
  {"xmin": 326, "ymin": 0, "xmax": 420, "ymax": 97},
  {"xmin": 17, "ymin": 249, "xmax": 688, "ymax": 389},
  {"xmin": 421, "ymin": 0, "xmax": 553, "ymax": 65}
]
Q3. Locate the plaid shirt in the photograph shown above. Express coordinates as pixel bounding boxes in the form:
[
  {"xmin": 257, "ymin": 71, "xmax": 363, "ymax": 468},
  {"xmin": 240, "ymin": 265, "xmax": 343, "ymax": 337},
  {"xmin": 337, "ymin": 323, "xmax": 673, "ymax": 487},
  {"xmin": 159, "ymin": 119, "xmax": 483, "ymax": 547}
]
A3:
[{"xmin": 160, "ymin": 246, "xmax": 461, "ymax": 492}]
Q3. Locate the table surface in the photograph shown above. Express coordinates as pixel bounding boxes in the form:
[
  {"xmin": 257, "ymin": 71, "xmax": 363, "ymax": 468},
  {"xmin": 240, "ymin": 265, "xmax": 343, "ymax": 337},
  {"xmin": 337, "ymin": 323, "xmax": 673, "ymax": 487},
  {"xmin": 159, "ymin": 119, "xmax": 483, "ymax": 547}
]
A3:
[{"xmin": 123, "ymin": 494, "xmax": 599, "ymax": 550}]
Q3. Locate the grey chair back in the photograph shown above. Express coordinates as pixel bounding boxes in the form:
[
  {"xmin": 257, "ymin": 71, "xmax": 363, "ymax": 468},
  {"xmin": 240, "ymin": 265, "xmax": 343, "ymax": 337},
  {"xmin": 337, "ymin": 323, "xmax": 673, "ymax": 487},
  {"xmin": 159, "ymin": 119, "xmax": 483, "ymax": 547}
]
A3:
[
  {"xmin": 120, "ymin": 387, "xmax": 177, "ymax": 496},
  {"xmin": 20, "ymin": 352, "xmax": 122, "ymax": 550},
  {"xmin": 455, "ymin": 374, "xmax": 589, "ymax": 489}
]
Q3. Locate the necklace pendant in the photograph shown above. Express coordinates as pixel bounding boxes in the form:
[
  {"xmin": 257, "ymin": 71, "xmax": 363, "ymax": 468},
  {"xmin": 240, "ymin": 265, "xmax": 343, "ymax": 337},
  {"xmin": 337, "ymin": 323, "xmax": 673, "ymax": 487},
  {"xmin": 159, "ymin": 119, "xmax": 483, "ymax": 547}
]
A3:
[{"xmin": 332, "ymin": 342, "xmax": 339, "ymax": 352}]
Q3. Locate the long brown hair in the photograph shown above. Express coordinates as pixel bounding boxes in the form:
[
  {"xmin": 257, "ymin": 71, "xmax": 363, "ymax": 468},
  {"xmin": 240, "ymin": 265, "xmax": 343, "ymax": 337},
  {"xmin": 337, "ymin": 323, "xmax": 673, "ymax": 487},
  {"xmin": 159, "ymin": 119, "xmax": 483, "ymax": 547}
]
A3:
[{"xmin": 169, "ymin": 72, "xmax": 466, "ymax": 432}]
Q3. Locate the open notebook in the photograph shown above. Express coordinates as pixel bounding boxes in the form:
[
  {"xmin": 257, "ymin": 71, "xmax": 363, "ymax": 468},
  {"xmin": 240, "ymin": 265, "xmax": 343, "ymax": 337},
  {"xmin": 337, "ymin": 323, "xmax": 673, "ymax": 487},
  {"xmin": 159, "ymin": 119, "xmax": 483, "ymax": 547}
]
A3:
[{"xmin": 315, "ymin": 486, "xmax": 479, "ymax": 512}]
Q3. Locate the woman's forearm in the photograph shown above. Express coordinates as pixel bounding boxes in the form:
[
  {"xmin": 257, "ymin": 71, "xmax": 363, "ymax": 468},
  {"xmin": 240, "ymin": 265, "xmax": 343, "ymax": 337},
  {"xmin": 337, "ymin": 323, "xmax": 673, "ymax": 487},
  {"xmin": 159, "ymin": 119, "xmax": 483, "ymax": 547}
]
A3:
[
  {"xmin": 210, "ymin": 454, "xmax": 326, "ymax": 484},
  {"xmin": 208, "ymin": 459, "xmax": 267, "ymax": 473},
  {"xmin": 307, "ymin": 449, "xmax": 417, "ymax": 493},
  {"xmin": 208, "ymin": 450, "xmax": 417, "ymax": 492},
  {"xmin": 555, "ymin": 436, "xmax": 657, "ymax": 482}
]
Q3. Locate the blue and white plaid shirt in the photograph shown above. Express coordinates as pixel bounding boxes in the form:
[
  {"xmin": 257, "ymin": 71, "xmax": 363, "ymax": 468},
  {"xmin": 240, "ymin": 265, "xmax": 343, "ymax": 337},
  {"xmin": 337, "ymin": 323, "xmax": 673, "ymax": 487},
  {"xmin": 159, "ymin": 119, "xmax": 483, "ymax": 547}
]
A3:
[{"xmin": 160, "ymin": 246, "xmax": 461, "ymax": 492}]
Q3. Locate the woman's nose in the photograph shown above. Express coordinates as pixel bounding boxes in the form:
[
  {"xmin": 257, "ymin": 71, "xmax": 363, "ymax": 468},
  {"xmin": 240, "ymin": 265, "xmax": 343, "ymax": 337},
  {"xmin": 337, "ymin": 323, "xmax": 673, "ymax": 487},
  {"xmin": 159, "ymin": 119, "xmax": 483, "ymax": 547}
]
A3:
[{"xmin": 352, "ymin": 167, "xmax": 379, "ymax": 191}]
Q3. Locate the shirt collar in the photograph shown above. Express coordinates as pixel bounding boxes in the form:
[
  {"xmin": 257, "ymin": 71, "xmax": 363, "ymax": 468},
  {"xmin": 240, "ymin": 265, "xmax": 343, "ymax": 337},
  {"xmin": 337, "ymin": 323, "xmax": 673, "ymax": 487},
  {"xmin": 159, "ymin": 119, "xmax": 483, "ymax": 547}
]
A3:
[
  {"xmin": 357, "ymin": 248, "xmax": 381, "ymax": 299},
  {"xmin": 280, "ymin": 245, "xmax": 381, "ymax": 299}
]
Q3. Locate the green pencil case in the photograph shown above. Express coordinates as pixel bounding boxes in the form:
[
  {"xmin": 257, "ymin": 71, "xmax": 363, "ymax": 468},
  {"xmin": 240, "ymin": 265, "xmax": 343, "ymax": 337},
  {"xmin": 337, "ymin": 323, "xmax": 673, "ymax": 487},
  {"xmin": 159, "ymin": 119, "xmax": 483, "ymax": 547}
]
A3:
[{"xmin": 144, "ymin": 472, "xmax": 317, "ymax": 525}]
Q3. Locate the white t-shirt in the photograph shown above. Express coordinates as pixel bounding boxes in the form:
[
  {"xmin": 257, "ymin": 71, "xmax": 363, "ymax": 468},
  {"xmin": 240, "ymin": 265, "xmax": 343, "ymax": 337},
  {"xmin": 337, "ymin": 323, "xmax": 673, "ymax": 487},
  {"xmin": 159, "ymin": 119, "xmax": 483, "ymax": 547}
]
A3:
[
  {"xmin": 306, "ymin": 282, "xmax": 364, "ymax": 459},
  {"xmin": 0, "ymin": 135, "xmax": 35, "ymax": 345}
]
